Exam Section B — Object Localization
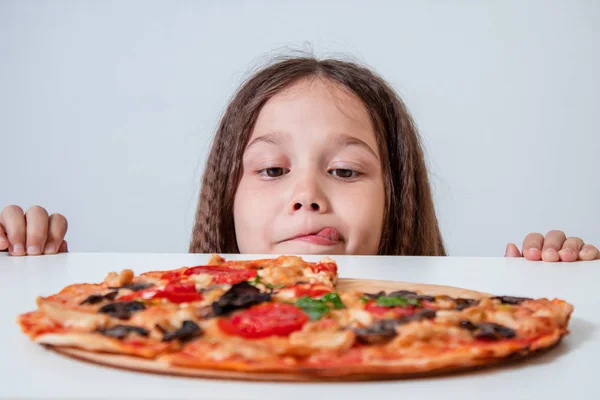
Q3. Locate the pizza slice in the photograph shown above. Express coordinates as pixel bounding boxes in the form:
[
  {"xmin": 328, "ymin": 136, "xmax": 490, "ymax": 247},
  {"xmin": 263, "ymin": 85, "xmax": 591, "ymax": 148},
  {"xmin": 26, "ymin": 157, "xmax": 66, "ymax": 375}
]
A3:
[{"xmin": 18, "ymin": 255, "xmax": 339, "ymax": 359}]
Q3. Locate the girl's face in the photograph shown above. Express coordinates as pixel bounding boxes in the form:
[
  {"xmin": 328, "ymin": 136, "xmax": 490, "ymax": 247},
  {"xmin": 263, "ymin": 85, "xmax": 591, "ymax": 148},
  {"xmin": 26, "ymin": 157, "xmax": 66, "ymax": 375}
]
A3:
[{"xmin": 233, "ymin": 78, "xmax": 385, "ymax": 255}]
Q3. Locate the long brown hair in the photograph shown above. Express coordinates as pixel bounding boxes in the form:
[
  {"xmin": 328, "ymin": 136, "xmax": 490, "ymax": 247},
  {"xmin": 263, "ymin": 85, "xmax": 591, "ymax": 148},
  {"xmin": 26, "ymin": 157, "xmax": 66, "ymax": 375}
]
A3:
[{"xmin": 189, "ymin": 56, "xmax": 446, "ymax": 256}]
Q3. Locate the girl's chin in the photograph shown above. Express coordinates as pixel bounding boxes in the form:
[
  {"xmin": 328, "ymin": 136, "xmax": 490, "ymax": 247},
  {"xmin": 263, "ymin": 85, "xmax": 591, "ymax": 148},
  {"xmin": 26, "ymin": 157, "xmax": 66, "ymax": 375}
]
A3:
[{"xmin": 271, "ymin": 240, "xmax": 347, "ymax": 255}]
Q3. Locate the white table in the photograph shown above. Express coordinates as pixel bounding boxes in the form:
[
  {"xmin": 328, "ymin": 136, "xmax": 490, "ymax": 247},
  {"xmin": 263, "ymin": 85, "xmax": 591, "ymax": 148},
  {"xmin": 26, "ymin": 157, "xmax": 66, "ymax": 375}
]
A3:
[{"xmin": 1, "ymin": 253, "xmax": 598, "ymax": 399}]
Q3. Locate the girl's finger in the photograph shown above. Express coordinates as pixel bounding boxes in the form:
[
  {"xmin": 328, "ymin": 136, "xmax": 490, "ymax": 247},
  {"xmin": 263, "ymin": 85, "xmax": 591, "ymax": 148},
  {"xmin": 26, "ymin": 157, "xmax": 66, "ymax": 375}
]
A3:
[
  {"xmin": 579, "ymin": 244, "xmax": 600, "ymax": 261},
  {"xmin": 25, "ymin": 206, "xmax": 49, "ymax": 256},
  {"xmin": 58, "ymin": 239, "xmax": 68, "ymax": 253},
  {"xmin": 504, "ymin": 243, "xmax": 522, "ymax": 257},
  {"xmin": 0, "ymin": 205, "xmax": 26, "ymax": 256},
  {"xmin": 522, "ymin": 233, "xmax": 544, "ymax": 260},
  {"xmin": 541, "ymin": 230, "xmax": 566, "ymax": 262},
  {"xmin": 0, "ymin": 224, "xmax": 8, "ymax": 251},
  {"xmin": 43, "ymin": 213, "xmax": 68, "ymax": 255},
  {"xmin": 558, "ymin": 237, "xmax": 584, "ymax": 262}
]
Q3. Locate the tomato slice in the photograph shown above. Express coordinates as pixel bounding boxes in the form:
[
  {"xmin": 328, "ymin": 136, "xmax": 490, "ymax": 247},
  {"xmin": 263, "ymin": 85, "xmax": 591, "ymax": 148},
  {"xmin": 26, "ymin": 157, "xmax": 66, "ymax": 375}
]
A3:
[
  {"xmin": 313, "ymin": 262, "xmax": 337, "ymax": 275},
  {"xmin": 293, "ymin": 284, "xmax": 332, "ymax": 298},
  {"xmin": 159, "ymin": 281, "xmax": 203, "ymax": 303},
  {"xmin": 183, "ymin": 265, "xmax": 257, "ymax": 285},
  {"xmin": 160, "ymin": 270, "xmax": 184, "ymax": 281},
  {"xmin": 218, "ymin": 303, "xmax": 308, "ymax": 339},
  {"xmin": 118, "ymin": 281, "xmax": 203, "ymax": 303},
  {"xmin": 364, "ymin": 300, "xmax": 418, "ymax": 317}
]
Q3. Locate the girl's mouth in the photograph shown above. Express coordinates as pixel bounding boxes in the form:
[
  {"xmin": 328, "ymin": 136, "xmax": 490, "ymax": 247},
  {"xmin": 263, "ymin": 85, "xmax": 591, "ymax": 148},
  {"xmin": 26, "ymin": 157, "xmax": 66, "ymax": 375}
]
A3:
[{"xmin": 286, "ymin": 228, "xmax": 341, "ymax": 246}]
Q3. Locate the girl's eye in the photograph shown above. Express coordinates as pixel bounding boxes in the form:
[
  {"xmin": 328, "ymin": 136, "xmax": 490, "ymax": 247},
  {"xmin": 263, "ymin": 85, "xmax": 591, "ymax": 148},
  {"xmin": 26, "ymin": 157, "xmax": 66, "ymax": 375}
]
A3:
[
  {"xmin": 258, "ymin": 167, "xmax": 289, "ymax": 178},
  {"xmin": 329, "ymin": 169, "xmax": 359, "ymax": 179}
]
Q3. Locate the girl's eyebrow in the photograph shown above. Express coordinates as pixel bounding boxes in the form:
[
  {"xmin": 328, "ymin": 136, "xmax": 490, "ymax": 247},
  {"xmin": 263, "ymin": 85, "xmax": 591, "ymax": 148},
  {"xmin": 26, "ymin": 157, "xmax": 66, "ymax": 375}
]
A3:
[
  {"xmin": 244, "ymin": 131, "xmax": 379, "ymax": 161},
  {"xmin": 332, "ymin": 133, "xmax": 380, "ymax": 161},
  {"xmin": 244, "ymin": 131, "xmax": 289, "ymax": 153}
]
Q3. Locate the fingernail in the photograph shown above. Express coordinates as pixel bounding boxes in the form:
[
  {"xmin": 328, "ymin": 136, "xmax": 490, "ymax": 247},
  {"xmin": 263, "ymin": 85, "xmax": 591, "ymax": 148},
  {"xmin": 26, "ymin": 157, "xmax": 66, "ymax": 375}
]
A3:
[
  {"xmin": 12, "ymin": 243, "xmax": 25, "ymax": 254},
  {"xmin": 27, "ymin": 245, "xmax": 41, "ymax": 255},
  {"xmin": 527, "ymin": 248, "xmax": 539, "ymax": 256},
  {"xmin": 558, "ymin": 249, "xmax": 573, "ymax": 258},
  {"xmin": 44, "ymin": 244, "xmax": 56, "ymax": 254},
  {"xmin": 543, "ymin": 248, "xmax": 559, "ymax": 261},
  {"xmin": 581, "ymin": 248, "xmax": 589, "ymax": 255}
]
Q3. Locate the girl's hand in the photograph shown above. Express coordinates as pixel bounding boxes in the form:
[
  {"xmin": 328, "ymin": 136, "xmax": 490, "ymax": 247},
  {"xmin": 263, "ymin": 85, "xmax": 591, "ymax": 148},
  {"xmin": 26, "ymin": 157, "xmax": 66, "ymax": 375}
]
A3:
[
  {"xmin": 0, "ymin": 205, "xmax": 68, "ymax": 256},
  {"xmin": 505, "ymin": 230, "xmax": 599, "ymax": 262}
]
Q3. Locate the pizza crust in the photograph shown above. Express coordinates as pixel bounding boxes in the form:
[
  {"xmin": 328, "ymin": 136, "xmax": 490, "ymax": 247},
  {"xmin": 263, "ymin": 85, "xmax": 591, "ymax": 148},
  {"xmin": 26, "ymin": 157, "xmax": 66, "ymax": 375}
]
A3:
[
  {"xmin": 50, "ymin": 336, "xmax": 563, "ymax": 381},
  {"xmin": 337, "ymin": 278, "xmax": 490, "ymax": 299},
  {"xmin": 36, "ymin": 332, "xmax": 172, "ymax": 358}
]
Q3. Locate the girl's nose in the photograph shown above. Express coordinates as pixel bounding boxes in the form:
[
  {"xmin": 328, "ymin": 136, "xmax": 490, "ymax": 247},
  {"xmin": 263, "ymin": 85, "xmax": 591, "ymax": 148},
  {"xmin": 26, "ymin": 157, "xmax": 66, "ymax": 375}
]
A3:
[
  {"xmin": 288, "ymin": 173, "xmax": 329, "ymax": 214},
  {"xmin": 292, "ymin": 202, "xmax": 321, "ymax": 211}
]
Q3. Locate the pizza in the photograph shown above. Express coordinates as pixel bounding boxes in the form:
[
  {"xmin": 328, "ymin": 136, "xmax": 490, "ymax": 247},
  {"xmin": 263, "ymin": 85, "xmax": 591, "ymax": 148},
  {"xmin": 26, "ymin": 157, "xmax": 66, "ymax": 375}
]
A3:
[{"xmin": 17, "ymin": 254, "xmax": 574, "ymax": 380}]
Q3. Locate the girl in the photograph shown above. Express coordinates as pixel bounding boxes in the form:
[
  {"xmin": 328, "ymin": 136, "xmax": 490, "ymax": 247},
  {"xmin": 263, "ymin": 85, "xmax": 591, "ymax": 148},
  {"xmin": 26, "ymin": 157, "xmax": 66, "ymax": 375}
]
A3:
[{"xmin": 1, "ymin": 57, "xmax": 598, "ymax": 262}]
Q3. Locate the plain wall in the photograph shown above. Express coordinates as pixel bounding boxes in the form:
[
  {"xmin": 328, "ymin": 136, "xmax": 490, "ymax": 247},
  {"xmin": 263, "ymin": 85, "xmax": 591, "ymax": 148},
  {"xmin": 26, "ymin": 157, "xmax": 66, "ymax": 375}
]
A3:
[{"xmin": 1, "ymin": 0, "xmax": 598, "ymax": 255}]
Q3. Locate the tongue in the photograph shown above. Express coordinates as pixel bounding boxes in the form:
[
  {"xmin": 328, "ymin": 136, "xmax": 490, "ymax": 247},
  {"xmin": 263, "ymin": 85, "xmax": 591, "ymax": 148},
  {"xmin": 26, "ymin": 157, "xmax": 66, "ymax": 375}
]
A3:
[{"xmin": 315, "ymin": 228, "xmax": 340, "ymax": 242}]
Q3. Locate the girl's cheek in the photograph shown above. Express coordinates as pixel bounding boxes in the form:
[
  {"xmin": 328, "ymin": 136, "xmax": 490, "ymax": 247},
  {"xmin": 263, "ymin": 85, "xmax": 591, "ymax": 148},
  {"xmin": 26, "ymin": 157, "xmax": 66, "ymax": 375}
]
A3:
[
  {"xmin": 236, "ymin": 181, "xmax": 282, "ymax": 222},
  {"xmin": 338, "ymin": 183, "xmax": 384, "ymax": 254}
]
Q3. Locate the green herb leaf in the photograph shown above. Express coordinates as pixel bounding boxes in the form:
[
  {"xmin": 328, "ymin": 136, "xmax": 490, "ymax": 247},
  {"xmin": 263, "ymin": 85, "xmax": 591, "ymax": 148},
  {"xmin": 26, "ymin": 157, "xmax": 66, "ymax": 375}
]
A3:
[
  {"xmin": 360, "ymin": 296, "xmax": 370, "ymax": 304},
  {"xmin": 264, "ymin": 283, "xmax": 286, "ymax": 289},
  {"xmin": 294, "ymin": 293, "xmax": 345, "ymax": 320},
  {"xmin": 408, "ymin": 298, "xmax": 421, "ymax": 306},
  {"xmin": 375, "ymin": 296, "xmax": 421, "ymax": 308},
  {"xmin": 321, "ymin": 293, "xmax": 345, "ymax": 309},
  {"xmin": 295, "ymin": 296, "xmax": 331, "ymax": 320},
  {"xmin": 375, "ymin": 296, "xmax": 407, "ymax": 307},
  {"xmin": 248, "ymin": 275, "xmax": 261, "ymax": 285},
  {"xmin": 248, "ymin": 276, "xmax": 283, "ymax": 289}
]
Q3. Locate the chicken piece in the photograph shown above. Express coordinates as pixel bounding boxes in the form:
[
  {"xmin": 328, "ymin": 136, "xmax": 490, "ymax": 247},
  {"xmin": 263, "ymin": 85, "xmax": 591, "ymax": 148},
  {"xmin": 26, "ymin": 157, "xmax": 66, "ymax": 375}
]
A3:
[
  {"xmin": 128, "ymin": 305, "xmax": 197, "ymax": 340},
  {"xmin": 36, "ymin": 297, "xmax": 110, "ymax": 331},
  {"xmin": 287, "ymin": 319, "xmax": 355, "ymax": 354},
  {"xmin": 389, "ymin": 320, "xmax": 473, "ymax": 348},
  {"xmin": 289, "ymin": 329, "xmax": 355, "ymax": 354},
  {"xmin": 104, "ymin": 269, "xmax": 134, "ymax": 287}
]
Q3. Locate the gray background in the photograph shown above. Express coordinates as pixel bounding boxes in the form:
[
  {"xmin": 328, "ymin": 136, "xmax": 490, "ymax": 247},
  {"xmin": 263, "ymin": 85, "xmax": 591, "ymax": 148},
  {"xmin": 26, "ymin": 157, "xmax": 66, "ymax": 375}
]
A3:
[{"xmin": 1, "ymin": 0, "xmax": 598, "ymax": 255}]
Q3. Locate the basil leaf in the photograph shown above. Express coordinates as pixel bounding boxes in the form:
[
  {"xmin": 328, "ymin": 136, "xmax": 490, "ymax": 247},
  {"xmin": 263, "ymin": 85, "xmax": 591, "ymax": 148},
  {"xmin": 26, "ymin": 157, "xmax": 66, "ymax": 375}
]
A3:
[
  {"xmin": 295, "ymin": 296, "xmax": 331, "ymax": 320},
  {"xmin": 407, "ymin": 298, "xmax": 421, "ymax": 306},
  {"xmin": 321, "ymin": 293, "xmax": 345, "ymax": 309},
  {"xmin": 294, "ymin": 293, "xmax": 345, "ymax": 320},
  {"xmin": 376, "ymin": 296, "xmax": 407, "ymax": 307},
  {"xmin": 375, "ymin": 296, "xmax": 422, "ymax": 308},
  {"xmin": 264, "ymin": 283, "xmax": 286, "ymax": 289},
  {"xmin": 248, "ymin": 275, "xmax": 285, "ymax": 289}
]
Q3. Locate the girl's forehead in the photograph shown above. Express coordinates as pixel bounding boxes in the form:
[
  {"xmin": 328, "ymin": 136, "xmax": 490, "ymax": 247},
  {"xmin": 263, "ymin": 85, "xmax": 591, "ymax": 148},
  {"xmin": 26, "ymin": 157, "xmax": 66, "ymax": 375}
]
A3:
[{"xmin": 248, "ymin": 78, "xmax": 377, "ymax": 150}]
